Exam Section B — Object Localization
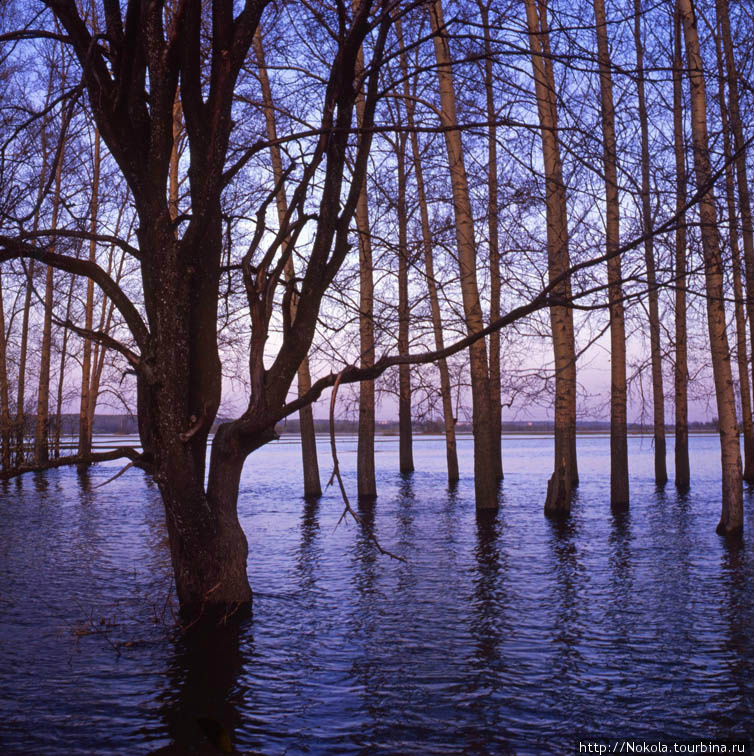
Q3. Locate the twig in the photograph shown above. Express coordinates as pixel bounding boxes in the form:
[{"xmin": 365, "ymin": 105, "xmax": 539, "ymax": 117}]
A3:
[
  {"xmin": 327, "ymin": 369, "xmax": 405, "ymax": 562},
  {"xmin": 92, "ymin": 461, "xmax": 134, "ymax": 488}
]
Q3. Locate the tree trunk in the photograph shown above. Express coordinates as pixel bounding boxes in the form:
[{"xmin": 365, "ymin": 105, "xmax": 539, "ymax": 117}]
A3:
[
  {"xmin": 396, "ymin": 129, "xmax": 414, "ymax": 474},
  {"xmin": 679, "ymin": 0, "xmax": 743, "ymax": 535},
  {"xmin": 479, "ymin": 0, "xmax": 503, "ymax": 481},
  {"xmin": 672, "ymin": 2, "xmax": 690, "ymax": 490},
  {"xmin": 354, "ymin": 34, "xmax": 377, "ymax": 500},
  {"xmin": 524, "ymin": 0, "xmax": 579, "ymax": 515},
  {"xmin": 78, "ymin": 130, "xmax": 100, "ymax": 459},
  {"xmin": 594, "ymin": 0, "xmax": 629, "ymax": 509},
  {"xmin": 633, "ymin": 0, "xmax": 667, "ymax": 485},
  {"xmin": 714, "ymin": 20, "xmax": 754, "ymax": 482},
  {"xmin": 0, "ymin": 272, "xmax": 11, "ymax": 471},
  {"xmin": 54, "ymin": 275, "xmax": 75, "ymax": 458},
  {"xmin": 397, "ymin": 16, "xmax": 459, "ymax": 482},
  {"xmin": 253, "ymin": 31, "xmax": 321, "ymax": 497},
  {"xmin": 15, "ymin": 263, "xmax": 33, "ymax": 467},
  {"xmin": 429, "ymin": 0, "xmax": 497, "ymax": 509},
  {"xmin": 34, "ymin": 262, "xmax": 54, "ymax": 465},
  {"xmin": 715, "ymin": 0, "xmax": 754, "ymax": 431}
]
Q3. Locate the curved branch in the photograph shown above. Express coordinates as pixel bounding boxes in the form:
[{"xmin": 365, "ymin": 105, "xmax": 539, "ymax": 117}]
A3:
[
  {"xmin": 0, "ymin": 237, "xmax": 150, "ymax": 349},
  {"xmin": 20, "ymin": 229, "xmax": 142, "ymax": 260},
  {"xmin": 54, "ymin": 317, "xmax": 142, "ymax": 369}
]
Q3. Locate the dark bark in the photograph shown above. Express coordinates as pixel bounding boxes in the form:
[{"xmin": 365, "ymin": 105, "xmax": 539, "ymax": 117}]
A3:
[
  {"xmin": 396, "ymin": 127, "xmax": 414, "ymax": 475},
  {"xmin": 41, "ymin": 0, "xmax": 390, "ymax": 620}
]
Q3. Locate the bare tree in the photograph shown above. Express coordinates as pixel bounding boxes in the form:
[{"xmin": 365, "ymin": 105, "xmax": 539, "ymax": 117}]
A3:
[
  {"xmin": 523, "ymin": 0, "xmax": 579, "ymax": 516},
  {"xmin": 678, "ymin": 0, "xmax": 742, "ymax": 535},
  {"xmin": 428, "ymin": 0, "xmax": 497, "ymax": 509},
  {"xmin": 633, "ymin": 0, "xmax": 667, "ymax": 486}
]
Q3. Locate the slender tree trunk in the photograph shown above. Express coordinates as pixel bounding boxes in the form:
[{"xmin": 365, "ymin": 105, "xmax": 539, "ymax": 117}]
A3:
[
  {"xmin": 34, "ymin": 261, "xmax": 55, "ymax": 465},
  {"xmin": 15, "ymin": 263, "xmax": 34, "ymax": 467},
  {"xmin": 679, "ymin": 0, "xmax": 743, "ymax": 535},
  {"xmin": 524, "ymin": 0, "xmax": 579, "ymax": 515},
  {"xmin": 78, "ymin": 130, "xmax": 100, "ymax": 459},
  {"xmin": 354, "ymin": 33, "xmax": 377, "ymax": 500},
  {"xmin": 479, "ymin": 0, "xmax": 503, "ymax": 480},
  {"xmin": 429, "ymin": 0, "xmax": 497, "ymax": 509},
  {"xmin": 396, "ymin": 130, "xmax": 414, "ymax": 474},
  {"xmin": 397, "ymin": 17, "xmax": 459, "ymax": 482},
  {"xmin": 54, "ymin": 275, "xmax": 75, "ymax": 457},
  {"xmin": 633, "ymin": 0, "xmax": 667, "ymax": 485},
  {"xmin": 253, "ymin": 31, "xmax": 321, "ymax": 496},
  {"xmin": 87, "ymin": 215, "xmax": 129, "ymax": 444},
  {"xmin": 672, "ymin": 3, "xmax": 690, "ymax": 490},
  {"xmin": 0, "ymin": 272, "xmax": 10, "ymax": 471},
  {"xmin": 714, "ymin": 22, "xmax": 754, "ymax": 482},
  {"xmin": 715, "ymin": 0, "xmax": 754, "ymax": 423},
  {"xmin": 35, "ymin": 50, "xmax": 71, "ymax": 466},
  {"xmin": 594, "ymin": 0, "xmax": 629, "ymax": 509},
  {"xmin": 17, "ymin": 119, "xmax": 51, "ymax": 466}
]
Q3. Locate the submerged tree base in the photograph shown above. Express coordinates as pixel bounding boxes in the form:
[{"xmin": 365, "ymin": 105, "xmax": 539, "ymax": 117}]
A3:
[{"xmin": 716, "ymin": 519, "xmax": 743, "ymax": 538}]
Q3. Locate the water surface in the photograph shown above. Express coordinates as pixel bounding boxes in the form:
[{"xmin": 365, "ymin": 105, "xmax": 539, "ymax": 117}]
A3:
[{"xmin": 1, "ymin": 434, "xmax": 753, "ymax": 754}]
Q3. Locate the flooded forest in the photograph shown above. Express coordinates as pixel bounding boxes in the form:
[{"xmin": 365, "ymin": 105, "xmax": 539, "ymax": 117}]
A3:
[{"xmin": 1, "ymin": 0, "xmax": 754, "ymax": 753}]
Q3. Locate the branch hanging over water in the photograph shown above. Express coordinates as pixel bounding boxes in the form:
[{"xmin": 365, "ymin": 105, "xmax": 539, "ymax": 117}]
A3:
[
  {"xmin": 0, "ymin": 448, "xmax": 147, "ymax": 481},
  {"xmin": 328, "ymin": 369, "xmax": 405, "ymax": 563}
]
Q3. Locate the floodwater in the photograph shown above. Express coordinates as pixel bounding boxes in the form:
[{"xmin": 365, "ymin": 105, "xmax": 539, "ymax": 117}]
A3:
[{"xmin": 1, "ymin": 434, "xmax": 753, "ymax": 754}]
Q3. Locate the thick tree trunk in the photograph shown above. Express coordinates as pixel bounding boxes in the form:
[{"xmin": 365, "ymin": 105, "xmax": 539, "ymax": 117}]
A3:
[
  {"xmin": 672, "ymin": 3, "xmax": 690, "ymax": 490},
  {"xmin": 479, "ymin": 0, "xmax": 503, "ymax": 481},
  {"xmin": 139, "ymin": 216, "xmax": 247, "ymax": 617},
  {"xmin": 633, "ymin": 0, "xmax": 667, "ymax": 486},
  {"xmin": 524, "ymin": 0, "xmax": 579, "ymax": 515},
  {"xmin": 679, "ymin": 0, "xmax": 743, "ymax": 535},
  {"xmin": 253, "ymin": 31, "xmax": 321, "ymax": 497},
  {"xmin": 429, "ymin": 0, "xmax": 498, "ymax": 509},
  {"xmin": 396, "ymin": 131, "xmax": 414, "ymax": 474},
  {"xmin": 594, "ymin": 0, "xmax": 629, "ymax": 509},
  {"xmin": 714, "ymin": 23, "xmax": 754, "ymax": 482},
  {"xmin": 397, "ymin": 17, "xmax": 459, "ymax": 483},
  {"xmin": 78, "ymin": 130, "xmax": 100, "ymax": 459}
]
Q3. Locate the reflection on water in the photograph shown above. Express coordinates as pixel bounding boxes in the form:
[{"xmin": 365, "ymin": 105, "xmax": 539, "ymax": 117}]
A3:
[{"xmin": 1, "ymin": 434, "xmax": 754, "ymax": 754}]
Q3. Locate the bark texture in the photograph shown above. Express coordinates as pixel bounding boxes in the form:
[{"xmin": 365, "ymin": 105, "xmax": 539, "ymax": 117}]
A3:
[
  {"xmin": 429, "ymin": 0, "xmax": 498, "ymax": 509},
  {"xmin": 679, "ymin": 0, "xmax": 743, "ymax": 535},
  {"xmin": 524, "ymin": 0, "xmax": 579, "ymax": 516}
]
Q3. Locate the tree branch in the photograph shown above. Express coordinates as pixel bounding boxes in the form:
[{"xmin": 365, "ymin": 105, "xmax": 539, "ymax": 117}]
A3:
[
  {"xmin": 0, "ymin": 447, "xmax": 147, "ymax": 480},
  {"xmin": 0, "ymin": 237, "xmax": 150, "ymax": 349}
]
